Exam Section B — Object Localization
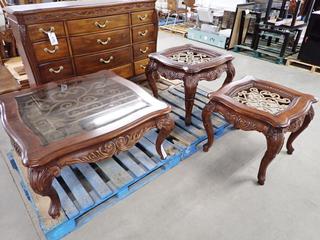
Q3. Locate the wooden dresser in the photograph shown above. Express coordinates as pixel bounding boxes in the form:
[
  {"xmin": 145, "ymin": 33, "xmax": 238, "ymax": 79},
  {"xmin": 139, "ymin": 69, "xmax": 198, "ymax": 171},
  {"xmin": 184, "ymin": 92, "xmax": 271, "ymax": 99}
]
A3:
[{"xmin": 5, "ymin": 0, "xmax": 158, "ymax": 86}]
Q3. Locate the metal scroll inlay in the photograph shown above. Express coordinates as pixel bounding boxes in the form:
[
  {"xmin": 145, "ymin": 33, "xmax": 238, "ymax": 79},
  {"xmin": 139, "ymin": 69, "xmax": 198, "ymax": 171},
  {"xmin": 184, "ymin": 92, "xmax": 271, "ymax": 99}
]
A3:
[
  {"xmin": 233, "ymin": 87, "xmax": 291, "ymax": 114},
  {"xmin": 170, "ymin": 51, "xmax": 214, "ymax": 65},
  {"xmin": 16, "ymin": 78, "xmax": 150, "ymax": 145}
]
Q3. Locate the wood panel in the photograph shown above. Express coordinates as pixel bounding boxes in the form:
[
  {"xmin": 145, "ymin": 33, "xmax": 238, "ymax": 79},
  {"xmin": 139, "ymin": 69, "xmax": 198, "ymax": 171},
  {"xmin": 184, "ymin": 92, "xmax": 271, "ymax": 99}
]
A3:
[
  {"xmin": 132, "ymin": 24, "xmax": 157, "ymax": 43},
  {"xmin": 133, "ymin": 41, "xmax": 156, "ymax": 59},
  {"xmin": 131, "ymin": 10, "xmax": 155, "ymax": 25},
  {"xmin": 134, "ymin": 58, "xmax": 149, "ymax": 75},
  {"xmin": 28, "ymin": 22, "xmax": 66, "ymax": 42},
  {"xmin": 70, "ymin": 28, "xmax": 131, "ymax": 55},
  {"xmin": 38, "ymin": 59, "xmax": 74, "ymax": 83},
  {"xmin": 67, "ymin": 14, "xmax": 129, "ymax": 35},
  {"xmin": 74, "ymin": 47, "xmax": 132, "ymax": 75},
  {"xmin": 33, "ymin": 38, "xmax": 69, "ymax": 63}
]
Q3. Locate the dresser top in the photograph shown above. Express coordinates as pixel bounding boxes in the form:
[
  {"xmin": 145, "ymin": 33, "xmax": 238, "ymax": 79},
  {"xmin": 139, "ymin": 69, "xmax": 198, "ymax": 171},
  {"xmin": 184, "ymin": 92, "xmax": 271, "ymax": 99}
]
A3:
[{"xmin": 5, "ymin": 0, "xmax": 156, "ymax": 15}]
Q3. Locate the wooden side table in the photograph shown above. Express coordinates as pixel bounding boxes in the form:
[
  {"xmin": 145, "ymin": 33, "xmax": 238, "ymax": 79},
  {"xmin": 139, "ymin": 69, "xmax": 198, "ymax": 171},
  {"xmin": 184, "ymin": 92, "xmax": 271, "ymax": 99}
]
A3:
[
  {"xmin": 0, "ymin": 70, "xmax": 174, "ymax": 219},
  {"xmin": 146, "ymin": 44, "xmax": 235, "ymax": 125},
  {"xmin": 202, "ymin": 76, "xmax": 317, "ymax": 185}
]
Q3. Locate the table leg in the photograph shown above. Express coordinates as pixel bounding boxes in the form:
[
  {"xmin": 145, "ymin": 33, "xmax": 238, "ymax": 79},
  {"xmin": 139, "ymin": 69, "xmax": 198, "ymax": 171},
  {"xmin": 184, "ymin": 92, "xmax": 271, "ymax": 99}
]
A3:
[
  {"xmin": 258, "ymin": 129, "xmax": 285, "ymax": 185},
  {"xmin": 145, "ymin": 60, "xmax": 159, "ymax": 98},
  {"xmin": 29, "ymin": 165, "xmax": 61, "ymax": 219},
  {"xmin": 202, "ymin": 101, "xmax": 216, "ymax": 152},
  {"xmin": 184, "ymin": 75, "xmax": 198, "ymax": 126},
  {"xmin": 222, "ymin": 61, "xmax": 236, "ymax": 86},
  {"xmin": 156, "ymin": 115, "xmax": 175, "ymax": 159},
  {"xmin": 287, "ymin": 107, "xmax": 314, "ymax": 155}
]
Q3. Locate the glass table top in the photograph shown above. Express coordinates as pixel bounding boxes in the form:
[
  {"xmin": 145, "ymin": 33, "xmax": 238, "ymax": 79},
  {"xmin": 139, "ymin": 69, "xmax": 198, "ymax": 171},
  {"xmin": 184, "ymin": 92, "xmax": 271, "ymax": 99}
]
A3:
[
  {"xmin": 233, "ymin": 87, "xmax": 292, "ymax": 115},
  {"xmin": 169, "ymin": 51, "xmax": 216, "ymax": 65},
  {"xmin": 16, "ymin": 77, "xmax": 151, "ymax": 145}
]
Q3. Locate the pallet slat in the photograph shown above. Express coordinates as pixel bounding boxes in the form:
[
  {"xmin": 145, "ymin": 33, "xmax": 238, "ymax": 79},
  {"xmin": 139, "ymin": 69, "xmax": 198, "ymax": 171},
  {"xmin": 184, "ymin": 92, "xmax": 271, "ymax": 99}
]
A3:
[
  {"xmin": 96, "ymin": 158, "xmax": 134, "ymax": 189},
  {"xmin": 116, "ymin": 152, "xmax": 146, "ymax": 177},
  {"xmin": 60, "ymin": 167, "xmax": 94, "ymax": 211},
  {"xmin": 74, "ymin": 163, "xmax": 113, "ymax": 199},
  {"xmin": 52, "ymin": 179, "xmax": 79, "ymax": 219},
  {"xmin": 128, "ymin": 146, "xmax": 157, "ymax": 171}
]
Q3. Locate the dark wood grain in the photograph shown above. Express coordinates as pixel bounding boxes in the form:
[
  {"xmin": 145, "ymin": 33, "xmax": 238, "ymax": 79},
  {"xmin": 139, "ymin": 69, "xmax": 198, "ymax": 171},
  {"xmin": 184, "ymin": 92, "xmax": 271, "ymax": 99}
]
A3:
[
  {"xmin": 5, "ymin": 0, "xmax": 158, "ymax": 86},
  {"xmin": 0, "ymin": 70, "xmax": 173, "ymax": 218},
  {"xmin": 202, "ymin": 76, "xmax": 317, "ymax": 185},
  {"xmin": 146, "ymin": 44, "xmax": 235, "ymax": 125}
]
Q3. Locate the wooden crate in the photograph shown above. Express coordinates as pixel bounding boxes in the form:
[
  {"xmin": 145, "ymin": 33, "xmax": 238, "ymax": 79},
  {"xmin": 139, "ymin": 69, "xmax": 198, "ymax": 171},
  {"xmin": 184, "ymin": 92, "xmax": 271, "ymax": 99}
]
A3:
[{"xmin": 4, "ymin": 85, "xmax": 231, "ymax": 240}]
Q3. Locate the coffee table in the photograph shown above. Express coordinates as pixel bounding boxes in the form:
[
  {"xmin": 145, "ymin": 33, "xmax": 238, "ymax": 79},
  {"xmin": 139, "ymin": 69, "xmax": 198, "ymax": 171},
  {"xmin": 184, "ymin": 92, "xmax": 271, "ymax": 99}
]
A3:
[
  {"xmin": 202, "ymin": 76, "xmax": 317, "ymax": 185},
  {"xmin": 146, "ymin": 44, "xmax": 235, "ymax": 125},
  {"xmin": 0, "ymin": 70, "xmax": 174, "ymax": 219}
]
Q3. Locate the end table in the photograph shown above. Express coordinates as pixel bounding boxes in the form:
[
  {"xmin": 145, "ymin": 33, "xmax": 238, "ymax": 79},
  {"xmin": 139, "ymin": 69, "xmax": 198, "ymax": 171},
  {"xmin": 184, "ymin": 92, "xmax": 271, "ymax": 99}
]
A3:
[
  {"xmin": 202, "ymin": 76, "xmax": 318, "ymax": 185},
  {"xmin": 146, "ymin": 44, "xmax": 235, "ymax": 125}
]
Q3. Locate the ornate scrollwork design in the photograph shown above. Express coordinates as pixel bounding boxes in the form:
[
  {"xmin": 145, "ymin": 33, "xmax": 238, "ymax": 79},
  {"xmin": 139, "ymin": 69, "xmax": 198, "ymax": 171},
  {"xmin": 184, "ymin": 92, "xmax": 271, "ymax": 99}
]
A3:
[{"xmin": 62, "ymin": 120, "xmax": 157, "ymax": 165}]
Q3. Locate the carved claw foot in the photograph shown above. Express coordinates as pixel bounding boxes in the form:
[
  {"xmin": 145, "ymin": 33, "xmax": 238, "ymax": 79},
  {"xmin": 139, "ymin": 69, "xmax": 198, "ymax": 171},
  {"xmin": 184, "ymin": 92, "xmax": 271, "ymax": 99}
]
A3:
[
  {"xmin": 257, "ymin": 129, "xmax": 285, "ymax": 185},
  {"xmin": 156, "ymin": 115, "xmax": 175, "ymax": 159},
  {"xmin": 202, "ymin": 102, "xmax": 216, "ymax": 152},
  {"xmin": 286, "ymin": 107, "xmax": 314, "ymax": 155},
  {"xmin": 145, "ymin": 60, "xmax": 159, "ymax": 98},
  {"xmin": 29, "ymin": 166, "xmax": 61, "ymax": 218}
]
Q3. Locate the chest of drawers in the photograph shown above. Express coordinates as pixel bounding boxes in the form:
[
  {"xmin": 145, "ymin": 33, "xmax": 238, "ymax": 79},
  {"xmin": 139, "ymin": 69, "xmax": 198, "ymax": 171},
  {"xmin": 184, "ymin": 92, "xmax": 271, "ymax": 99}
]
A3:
[{"xmin": 5, "ymin": 0, "xmax": 158, "ymax": 86}]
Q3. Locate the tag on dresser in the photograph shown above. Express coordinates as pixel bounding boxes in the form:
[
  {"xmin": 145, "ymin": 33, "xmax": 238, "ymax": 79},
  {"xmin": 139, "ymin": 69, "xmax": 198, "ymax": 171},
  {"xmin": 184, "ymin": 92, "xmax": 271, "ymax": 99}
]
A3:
[
  {"xmin": 60, "ymin": 84, "xmax": 68, "ymax": 92},
  {"xmin": 48, "ymin": 32, "xmax": 58, "ymax": 46}
]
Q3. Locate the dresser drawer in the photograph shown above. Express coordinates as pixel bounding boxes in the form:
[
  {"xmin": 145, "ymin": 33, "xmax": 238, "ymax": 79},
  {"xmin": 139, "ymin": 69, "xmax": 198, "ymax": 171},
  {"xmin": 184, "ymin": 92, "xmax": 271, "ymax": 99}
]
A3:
[
  {"xmin": 70, "ymin": 28, "xmax": 130, "ymax": 55},
  {"xmin": 75, "ymin": 47, "xmax": 132, "ymax": 75},
  {"xmin": 67, "ymin": 14, "xmax": 129, "ymax": 35},
  {"xmin": 33, "ymin": 38, "xmax": 69, "ymax": 63},
  {"xmin": 38, "ymin": 60, "xmax": 74, "ymax": 83},
  {"xmin": 28, "ymin": 22, "xmax": 65, "ymax": 43},
  {"xmin": 111, "ymin": 64, "xmax": 134, "ymax": 79},
  {"xmin": 133, "ymin": 42, "xmax": 156, "ymax": 59},
  {"xmin": 134, "ymin": 58, "xmax": 149, "ymax": 75},
  {"xmin": 132, "ymin": 24, "xmax": 156, "ymax": 43},
  {"xmin": 131, "ymin": 10, "xmax": 155, "ymax": 25}
]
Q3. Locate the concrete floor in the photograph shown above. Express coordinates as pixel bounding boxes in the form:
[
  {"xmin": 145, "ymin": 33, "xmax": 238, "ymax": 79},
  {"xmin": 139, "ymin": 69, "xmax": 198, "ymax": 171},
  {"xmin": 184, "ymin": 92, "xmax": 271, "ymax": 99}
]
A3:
[{"xmin": 0, "ymin": 31, "xmax": 319, "ymax": 240}]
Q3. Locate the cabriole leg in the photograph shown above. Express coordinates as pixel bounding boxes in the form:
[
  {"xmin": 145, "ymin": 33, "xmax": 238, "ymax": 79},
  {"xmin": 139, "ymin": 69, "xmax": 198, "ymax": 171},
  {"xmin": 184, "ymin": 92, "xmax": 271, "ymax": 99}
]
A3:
[
  {"xmin": 184, "ymin": 75, "xmax": 198, "ymax": 126},
  {"xmin": 156, "ymin": 116, "xmax": 175, "ymax": 159},
  {"xmin": 258, "ymin": 129, "xmax": 285, "ymax": 185},
  {"xmin": 287, "ymin": 107, "xmax": 314, "ymax": 155},
  {"xmin": 29, "ymin": 165, "xmax": 61, "ymax": 219},
  {"xmin": 202, "ymin": 102, "xmax": 216, "ymax": 152}
]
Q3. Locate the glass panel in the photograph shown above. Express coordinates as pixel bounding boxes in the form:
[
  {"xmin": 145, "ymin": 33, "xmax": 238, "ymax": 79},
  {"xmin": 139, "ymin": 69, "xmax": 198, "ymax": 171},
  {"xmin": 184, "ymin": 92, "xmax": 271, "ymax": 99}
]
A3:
[
  {"xmin": 233, "ymin": 87, "xmax": 291, "ymax": 115},
  {"xmin": 16, "ymin": 77, "xmax": 150, "ymax": 145}
]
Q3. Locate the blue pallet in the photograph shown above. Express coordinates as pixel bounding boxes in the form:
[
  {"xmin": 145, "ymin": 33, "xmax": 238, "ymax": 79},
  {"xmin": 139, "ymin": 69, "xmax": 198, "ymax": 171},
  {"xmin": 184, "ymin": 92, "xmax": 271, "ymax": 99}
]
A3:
[
  {"xmin": 159, "ymin": 17, "xmax": 184, "ymax": 26},
  {"xmin": 5, "ymin": 85, "xmax": 231, "ymax": 240}
]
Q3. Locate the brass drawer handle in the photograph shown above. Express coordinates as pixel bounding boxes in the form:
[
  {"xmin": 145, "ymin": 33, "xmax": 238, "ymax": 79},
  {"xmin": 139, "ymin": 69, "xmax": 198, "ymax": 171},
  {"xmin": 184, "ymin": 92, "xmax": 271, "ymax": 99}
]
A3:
[
  {"xmin": 139, "ymin": 46, "xmax": 149, "ymax": 54},
  {"xmin": 49, "ymin": 66, "xmax": 64, "ymax": 74},
  {"xmin": 44, "ymin": 46, "xmax": 59, "ymax": 54},
  {"xmin": 138, "ymin": 30, "xmax": 148, "ymax": 37},
  {"xmin": 95, "ymin": 20, "xmax": 109, "ymax": 28},
  {"xmin": 140, "ymin": 65, "xmax": 146, "ymax": 70},
  {"xmin": 97, "ymin": 37, "xmax": 111, "ymax": 45},
  {"xmin": 138, "ymin": 14, "xmax": 148, "ymax": 21},
  {"xmin": 39, "ymin": 26, "xmax": 55, "ymax": 34},
  {"xmin": 100, "ymin": 56, "xmax": 114, "ymax": 64}
]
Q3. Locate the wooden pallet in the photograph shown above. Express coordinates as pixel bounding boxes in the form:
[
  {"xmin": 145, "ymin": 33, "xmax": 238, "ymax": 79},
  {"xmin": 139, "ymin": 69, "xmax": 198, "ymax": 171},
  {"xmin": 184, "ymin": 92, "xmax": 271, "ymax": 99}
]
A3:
[
  {"xmin": 234, "ymin": 44, "xmax": 296, "ymax": 64},
  {"xmin": 159, "ymin": 23, "xmax": 190, "ymax": 37},
  {"xmin": 286, "ymin": 56, "xmax": 320, "ymax": 74},
  {"xmin": 4, "ymin": 85, "xmax": 231, "ymax": 240}
]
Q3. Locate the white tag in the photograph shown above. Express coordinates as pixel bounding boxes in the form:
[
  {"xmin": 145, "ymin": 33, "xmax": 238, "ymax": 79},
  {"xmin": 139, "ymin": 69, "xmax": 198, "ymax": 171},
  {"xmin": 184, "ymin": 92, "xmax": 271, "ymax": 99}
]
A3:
[
  {"xmin": 48, "ymin": 32, "xmax": 58, "ymax": 46},
  {"xmin": 60, "ymin": 84, "xmax": 68, "ymax": 92},
  {"xmin": 245, "ymin": 9, "xmax": 250, "ymax": 15}
]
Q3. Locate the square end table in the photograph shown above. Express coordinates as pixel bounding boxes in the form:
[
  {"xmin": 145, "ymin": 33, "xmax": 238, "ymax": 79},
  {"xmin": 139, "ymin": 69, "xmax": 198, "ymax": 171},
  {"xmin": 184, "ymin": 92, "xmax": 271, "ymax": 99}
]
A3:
[
  {"xmin": 0, "ymin": 70, "xmax": 175, "ymax": 218},
  {"xmin": 202, "ymin": 76, "xmax": 318, "ymax": 185},
  {"xmin": 146, "ymin": 44, "xmax": 235, "ymax": 125}
]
